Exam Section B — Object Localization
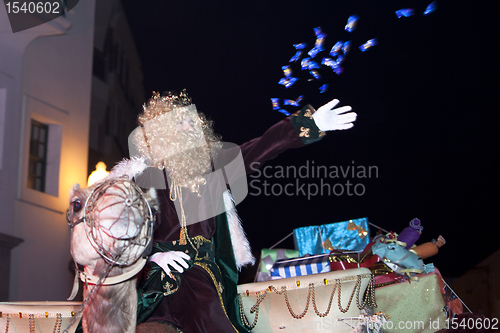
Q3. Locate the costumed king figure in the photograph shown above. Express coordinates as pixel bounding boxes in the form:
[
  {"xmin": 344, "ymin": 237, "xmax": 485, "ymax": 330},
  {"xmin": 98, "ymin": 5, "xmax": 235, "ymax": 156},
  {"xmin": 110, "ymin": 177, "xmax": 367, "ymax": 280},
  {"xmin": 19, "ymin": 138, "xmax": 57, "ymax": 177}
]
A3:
[{"xmin": 130, "ymin": 90, "xmax": 357, "ymax": 332}]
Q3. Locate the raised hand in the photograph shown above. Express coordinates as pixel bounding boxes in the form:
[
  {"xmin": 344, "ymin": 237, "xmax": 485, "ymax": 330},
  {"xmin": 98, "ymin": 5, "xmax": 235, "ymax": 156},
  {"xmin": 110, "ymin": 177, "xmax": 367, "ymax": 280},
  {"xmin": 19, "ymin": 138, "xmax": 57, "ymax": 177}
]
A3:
[{"xmin": 312, "ymin": 99, "xmax": 357, "ymax": 131}]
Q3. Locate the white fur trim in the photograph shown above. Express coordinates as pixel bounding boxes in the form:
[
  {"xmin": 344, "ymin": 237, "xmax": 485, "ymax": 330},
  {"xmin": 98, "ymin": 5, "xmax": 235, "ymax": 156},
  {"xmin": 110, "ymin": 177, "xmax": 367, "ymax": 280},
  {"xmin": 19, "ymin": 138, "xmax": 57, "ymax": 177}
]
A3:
[
  {"xmin": 108, "ymin": 156, "xmax": 149, "ymax": 181},
  {"xmin": 224, "ymin": 190, "xmax": 255, "ymax": 269}
]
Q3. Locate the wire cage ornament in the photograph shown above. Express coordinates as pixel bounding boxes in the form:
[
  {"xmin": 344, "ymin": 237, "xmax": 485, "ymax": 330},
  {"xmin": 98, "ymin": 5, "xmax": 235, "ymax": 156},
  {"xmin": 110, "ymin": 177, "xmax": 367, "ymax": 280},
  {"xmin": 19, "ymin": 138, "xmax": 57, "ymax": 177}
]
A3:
[{"xmin": 82, "ymin": 178, "xmax": 155, "ymax": 266}]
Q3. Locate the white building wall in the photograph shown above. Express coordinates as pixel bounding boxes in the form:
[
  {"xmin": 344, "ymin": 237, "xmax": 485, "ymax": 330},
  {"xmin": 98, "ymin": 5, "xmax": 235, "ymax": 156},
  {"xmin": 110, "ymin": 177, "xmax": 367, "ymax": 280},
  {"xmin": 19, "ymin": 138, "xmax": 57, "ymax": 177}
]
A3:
[{"xmin": 0, "ymin": 2, "xmax": 96, "ymax": 301}]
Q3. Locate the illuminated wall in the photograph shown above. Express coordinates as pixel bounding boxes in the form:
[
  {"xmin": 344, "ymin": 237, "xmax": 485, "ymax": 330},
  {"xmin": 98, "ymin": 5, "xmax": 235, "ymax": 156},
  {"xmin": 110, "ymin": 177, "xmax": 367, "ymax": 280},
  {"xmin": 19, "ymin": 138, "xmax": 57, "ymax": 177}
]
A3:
[{"xmin": 0, "ymin": 2, "xmax": 96, "ymax": 301}]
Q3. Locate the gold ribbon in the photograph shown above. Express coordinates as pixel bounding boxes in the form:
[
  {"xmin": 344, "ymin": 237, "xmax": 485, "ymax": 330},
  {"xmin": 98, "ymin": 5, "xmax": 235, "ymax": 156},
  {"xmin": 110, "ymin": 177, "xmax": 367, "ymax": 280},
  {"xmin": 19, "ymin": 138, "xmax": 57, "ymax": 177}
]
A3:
[
  {"xmin": 346, "ymin": 220, "xmax": 368, "ymax": 239},
  {"xmin": 329, "ymin": 254, "xmax": 360, "ymax": 264},
  {"xmin": 323, "ymin": 239, "xmax": 334, "ymax": 251}
]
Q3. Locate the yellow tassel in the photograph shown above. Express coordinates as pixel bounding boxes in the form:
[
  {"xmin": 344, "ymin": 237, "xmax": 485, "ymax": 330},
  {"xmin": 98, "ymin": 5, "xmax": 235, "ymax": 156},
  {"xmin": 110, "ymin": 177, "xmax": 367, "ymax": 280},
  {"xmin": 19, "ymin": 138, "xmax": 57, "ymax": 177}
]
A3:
[{"xmin": 179, "ymin": 228, "xmax": 187, "ymax": 245}]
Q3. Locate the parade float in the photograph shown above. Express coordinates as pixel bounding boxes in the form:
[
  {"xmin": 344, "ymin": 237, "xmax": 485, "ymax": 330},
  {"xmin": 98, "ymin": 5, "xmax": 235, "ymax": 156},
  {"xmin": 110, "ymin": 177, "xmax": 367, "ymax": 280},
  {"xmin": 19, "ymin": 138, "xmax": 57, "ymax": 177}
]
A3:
[{"xmin": 236, "ymin": 217, "xmax": 465, "ymax": 333}]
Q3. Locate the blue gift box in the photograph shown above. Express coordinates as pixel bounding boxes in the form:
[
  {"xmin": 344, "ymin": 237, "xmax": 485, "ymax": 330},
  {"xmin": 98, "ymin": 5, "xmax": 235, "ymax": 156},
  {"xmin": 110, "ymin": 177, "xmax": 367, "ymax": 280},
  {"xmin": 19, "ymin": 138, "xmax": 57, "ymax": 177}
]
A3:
[
  {"xmin": 270, "ymin": 255, "xmax": 330, "ymax": 280},
  {"xmin": 293, "ymin": 218, "xmax": 370, "ymax": 257},
  {"xmin": 255, "ymin": 248, "xmax": 300, "ymax": 282}
]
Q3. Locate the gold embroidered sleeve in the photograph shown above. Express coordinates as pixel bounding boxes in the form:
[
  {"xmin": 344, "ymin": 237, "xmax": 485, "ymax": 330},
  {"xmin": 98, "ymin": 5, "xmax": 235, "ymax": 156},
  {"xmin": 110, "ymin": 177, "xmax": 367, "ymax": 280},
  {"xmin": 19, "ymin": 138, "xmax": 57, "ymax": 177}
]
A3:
[{"xmin": 290, "ymin": 104, "xmax": 326, "ymax": 144}]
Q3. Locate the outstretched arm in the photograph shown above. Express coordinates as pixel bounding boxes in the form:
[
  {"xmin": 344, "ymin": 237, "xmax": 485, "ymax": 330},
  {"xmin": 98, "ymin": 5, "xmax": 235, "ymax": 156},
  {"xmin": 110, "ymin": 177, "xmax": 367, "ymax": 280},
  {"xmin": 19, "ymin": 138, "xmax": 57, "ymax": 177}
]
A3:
[{"xmin": 217, "ymin": 98, "xmax": 356, "ymax": 177}]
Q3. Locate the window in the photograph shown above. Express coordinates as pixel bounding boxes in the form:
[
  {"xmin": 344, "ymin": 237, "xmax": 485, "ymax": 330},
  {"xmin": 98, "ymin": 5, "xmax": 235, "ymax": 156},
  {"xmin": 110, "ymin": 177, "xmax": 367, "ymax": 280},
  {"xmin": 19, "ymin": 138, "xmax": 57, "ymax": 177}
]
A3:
[
  {"xmin": 93, "ymin": 48, "xmax": 106, "ymax": 82},
  {"xmin": 28, "ymin": 120, "xmax": 48, "ymax": 192}
]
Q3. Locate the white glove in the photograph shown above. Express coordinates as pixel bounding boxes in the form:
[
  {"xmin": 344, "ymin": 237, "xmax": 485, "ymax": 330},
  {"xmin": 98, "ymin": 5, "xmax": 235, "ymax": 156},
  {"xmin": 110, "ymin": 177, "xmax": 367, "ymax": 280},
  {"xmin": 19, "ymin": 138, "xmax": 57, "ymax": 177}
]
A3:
[
  {"xmin": 149, "ymin": 251, "xmax": 190, "ymax": 275},
  {"xmin": 312, "ymin": 99, "xmax": 357, "ymax": 131}
]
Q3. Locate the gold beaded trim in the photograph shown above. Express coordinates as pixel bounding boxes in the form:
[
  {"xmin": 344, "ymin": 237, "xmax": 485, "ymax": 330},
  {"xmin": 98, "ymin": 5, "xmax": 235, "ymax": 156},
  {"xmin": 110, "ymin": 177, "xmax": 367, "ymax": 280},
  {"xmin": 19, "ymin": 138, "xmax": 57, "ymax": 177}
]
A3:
[
  {"xmin": 29, "ymin": 314, "xmax": 35, "ymax": 332},
  {"xmin": 0, "ymin": 311, "xmax": 75, "ymax": 318},
  {"xmin": 240, "ymin": 273, "xmax": 373, "ymax": 297},
  {"xmin": 238, "ymin": 273, "xmax": 377, "ymax": 330},
  {"xmin": 2, "ymin": 312, "xmax": 64, "ymax": 333}
]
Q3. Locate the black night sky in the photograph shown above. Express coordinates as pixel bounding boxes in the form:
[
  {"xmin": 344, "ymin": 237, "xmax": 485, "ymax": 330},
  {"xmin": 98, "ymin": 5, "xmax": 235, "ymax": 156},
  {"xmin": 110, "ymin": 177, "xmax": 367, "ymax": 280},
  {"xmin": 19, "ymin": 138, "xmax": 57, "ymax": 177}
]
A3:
[{"xmin": 121, "ymin": 0, "xmax": 497, "ymax": 280}]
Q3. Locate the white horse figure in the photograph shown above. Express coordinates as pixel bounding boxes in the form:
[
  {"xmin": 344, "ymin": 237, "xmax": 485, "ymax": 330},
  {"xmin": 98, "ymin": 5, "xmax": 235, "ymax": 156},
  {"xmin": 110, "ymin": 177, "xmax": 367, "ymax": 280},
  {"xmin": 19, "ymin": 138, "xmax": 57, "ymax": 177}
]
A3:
[{"xmin": 68, "ymin": 159, "xmax": 158, "ymax": 333}]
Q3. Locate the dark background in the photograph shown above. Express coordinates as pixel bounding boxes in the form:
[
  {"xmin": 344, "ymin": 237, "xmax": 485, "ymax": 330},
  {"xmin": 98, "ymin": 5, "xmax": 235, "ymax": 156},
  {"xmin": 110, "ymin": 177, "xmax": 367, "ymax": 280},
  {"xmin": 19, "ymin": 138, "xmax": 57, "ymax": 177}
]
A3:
[{"xmin": 122, "ymin": 0, "xmax": 497, "ymax": 280}]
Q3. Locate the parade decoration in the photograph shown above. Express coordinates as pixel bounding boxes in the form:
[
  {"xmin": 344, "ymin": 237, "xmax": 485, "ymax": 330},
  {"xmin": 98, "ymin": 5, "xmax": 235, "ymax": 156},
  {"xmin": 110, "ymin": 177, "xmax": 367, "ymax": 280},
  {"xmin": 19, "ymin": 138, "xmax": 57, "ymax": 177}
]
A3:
[{"xmin": 271, "ymin": 3, "xmax": 437, "ymax": 116}]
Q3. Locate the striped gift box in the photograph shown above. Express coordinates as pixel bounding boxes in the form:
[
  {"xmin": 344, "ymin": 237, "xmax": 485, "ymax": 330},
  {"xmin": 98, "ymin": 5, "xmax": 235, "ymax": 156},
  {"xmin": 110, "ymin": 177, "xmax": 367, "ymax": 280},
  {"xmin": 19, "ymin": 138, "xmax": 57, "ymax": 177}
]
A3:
[{"xmin": 270, "ymin": 254, "xmax": 330, "ymax": 280}]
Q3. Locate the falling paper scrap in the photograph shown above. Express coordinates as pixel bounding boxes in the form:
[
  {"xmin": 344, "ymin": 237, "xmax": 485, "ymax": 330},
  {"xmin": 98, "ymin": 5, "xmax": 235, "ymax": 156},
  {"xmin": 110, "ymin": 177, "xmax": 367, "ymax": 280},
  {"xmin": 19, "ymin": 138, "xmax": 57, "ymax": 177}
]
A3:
[
  {"xmin": 284, "ymin": 95, "xmax": 303, "ymax": 106},
  {"xmin": 345, "ymin": 15, "xmax": 359, "ymax": 32},
  {"xmin": 336, "ymin": 55, "xmax": 345, "ymax": 66},
  {"xmin": 278, "ymin": 77, "xmax": 298, "ymax": 88},
  {"xmin": 313, "ymin": 26, "xmax": 327, "ymax": 39},
  {"xmin": 424, "ymin": 1, "xmax": 436, "ymax": 15},
  {"xmin": 271, "ymin": 98, "xmax": 280, "ymax": 110},
  {"xmin": 308, "ymin": 27, "xmax": 327, "ymax": 58},
  {"xmin": 309, "ymin": 70, "xmax": 321, "ymax": 80},
  {"xmin": 301, "ymin": 57, "xmax": 311, "ymax": 70},
  {"xmin": 330, "ymin": 41, "xmax": 343, "ymax": 57},
  {"xmin": 289, "ymin": 50, "xmax": 303, "ymax": 62},
  {"xmin": 301, "ymin": 57, "xmax": 320, "ymax": 71},
  {"xmin": 395, "ymin": 8, "xmax": 415, "ymax": 18},
  {"xmin": 342, "ymin": 41, "xmax": 351, "ymax": 54},
  {"xmin": 359, "ymin": 38, "xmax": 378, "ymax": 52},
  {"xmin": 306, "ymin": 60, "xmax": 321, "ymax": 70},
  {"xmin": 282, "ymin": 65, "xmax": 292, "ymax": 78},
  {"xmin": 308, "ymin": 44, "xmax": 322, "ymax": 58},
  {"xmin": 321, "ymin": 57, "xmax": 337, "ymax": 69}
]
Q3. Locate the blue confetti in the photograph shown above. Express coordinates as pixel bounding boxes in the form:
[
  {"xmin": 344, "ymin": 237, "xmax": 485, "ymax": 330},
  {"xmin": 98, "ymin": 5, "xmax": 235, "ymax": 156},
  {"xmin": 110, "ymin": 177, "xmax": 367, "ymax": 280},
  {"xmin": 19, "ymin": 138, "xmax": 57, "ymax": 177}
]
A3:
[
  {"xmin": 319, "ymin": 84, "xmax": 329, "ymax": 93},
  {"xmin": 321, "ymin": 57, "xmax": 337, "ymax": 69},
  {"xmin": 336, "ymin": 55, "xmax": 345, "ymax": 66},
  {"xmin": 424, "ymin": 1, "xmax": 436, "ymax": 15},
  {"xmin": 359, "ymin": 38, "xmax": 378, "ymax": 52},
  {"xmin": 278, "ymin": 77, "xmax": 298, "ymax": 88},
  {"xmin": 289, "ymin": 50, "xmax": 303, "ymax": 62},
  {"xmin": 345, "ymin": 15, "xmax": 359, "ymax": 32},
  {"xmin": 271, "ymin": 98, "xmax": 280, "ymax": 110},
  {"xmin": 314, "ymin": 27, "xmax": 327, "ymax": 38},
  {"xmin": 301, "ymin": 58, "xmax": 310, "ymax": 70},
  {"xmin": 315, "ymin": 37, "xmax": 326, "ymax": 50},
  {"xmin": 330, "ymin": 41, "xmax": 343, "ymax": 57},
  {"xmin": 284, "ymin": 95, "xmax": 304, "ymax": 106},
  {"xmin": 308, "ymin": 47, "xmax": 321, "ymax": 58},
  {"xmin": 342, "ymin": 41, "xmax": 351, "ymax": 54},
  {"xmin": 282, "ymin": 65, "xmax": 292, "ymax": 78},
  {"xmin": 307, "ymin": 60, "xmax": 321, "ymax": 70},
  {"xmin": 333, "ymin": 67, "xmax": 344, "ymax": 75},
  {"xmin": 308, "ymin": 31, "xmax": 327, "ymax": 58},
  {"xmin": 293, "ymin": 43, "xmax": 307, "ymax": 49},
  {"xmin": 309, "ymin": 70, "xmax": 321, "ymax": 80},
  {"xmin": 278, "ymin": 109, "xmax": 291, "ymax": 116},
  {"xmin": 395, "ymin": 8, "xmax": 415, "ymax": 18}
]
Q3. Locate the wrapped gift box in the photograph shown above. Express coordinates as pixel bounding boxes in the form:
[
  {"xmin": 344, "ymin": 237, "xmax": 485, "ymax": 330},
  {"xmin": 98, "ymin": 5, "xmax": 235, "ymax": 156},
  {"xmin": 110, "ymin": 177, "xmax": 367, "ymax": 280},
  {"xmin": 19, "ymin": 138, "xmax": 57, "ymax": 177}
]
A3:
[
  {"xmin": 293, "ymin": 218, "xmax": 370, "ymax": 257},
  {"xmin": 375, "ymin": 268, "xmax": 456, "ymax": 333},
  {"xmin": 270, "ymin": 254, "xmax": 330, "ymax": 280},
  {"xmin": 0, "ymin": 301, "xmax": 82, "ymax": 333},
  {"xmin": 256, "ymin": 248, "xmax": 300, "ymax": 282},
  {"xmin": 328, "ymin": 243, "xmax": 380, "ymax": 271}
]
